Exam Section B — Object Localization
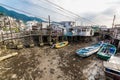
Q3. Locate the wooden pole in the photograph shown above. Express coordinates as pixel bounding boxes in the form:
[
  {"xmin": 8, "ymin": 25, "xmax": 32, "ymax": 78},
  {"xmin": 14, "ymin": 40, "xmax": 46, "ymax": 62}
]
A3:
[
  {"xmin": 39, "ymin": 23, "xmax": 44, "ymax": 46},
  {"xmin": 48, "ymin": 15, "xmax": 52, "ymax": 45},
  {"xmin": 48, "ymin": 15, "xmax": 50, "ymax": 27}
]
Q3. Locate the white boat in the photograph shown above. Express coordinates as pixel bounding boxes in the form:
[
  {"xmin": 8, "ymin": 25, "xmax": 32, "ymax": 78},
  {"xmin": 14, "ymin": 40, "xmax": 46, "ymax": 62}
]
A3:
[
  {"xmin": 103, "ymin": 56, "xmax": 120, "ymax": 80},
  {"xmin": 76, "ymin": 42, "xmax": 103, "ymax": 57}
]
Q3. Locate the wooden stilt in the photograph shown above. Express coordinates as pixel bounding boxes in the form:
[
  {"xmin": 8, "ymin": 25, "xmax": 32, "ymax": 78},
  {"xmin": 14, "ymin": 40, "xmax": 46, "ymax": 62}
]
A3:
[
  {"xmin": 39, "ymin": 35, "xmax": 44, "ymax": 46},
  {"xmin": 39, "ymin": 23, "xmax": 44, "ymax": 46},
  {"xmin": 29, "ymin": 31, "xmax": 34, "ymax": 47},
  {"xmin": 1, "ymin": 32, "xmax": 4, "ymax": 45}
]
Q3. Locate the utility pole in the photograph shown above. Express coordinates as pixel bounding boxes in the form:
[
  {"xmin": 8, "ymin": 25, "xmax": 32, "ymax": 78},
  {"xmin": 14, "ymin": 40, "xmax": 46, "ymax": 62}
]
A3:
[
  {"xmin": 48, "ymin": 15, "xmax": 52, "ymax": 45},
  {"xmin": 48, "ymin": 15, "xmax": 50, "ymax": 27},
  {"xmin": 112, "ymin": 15, "xmax": 116, "ymax": 29}
]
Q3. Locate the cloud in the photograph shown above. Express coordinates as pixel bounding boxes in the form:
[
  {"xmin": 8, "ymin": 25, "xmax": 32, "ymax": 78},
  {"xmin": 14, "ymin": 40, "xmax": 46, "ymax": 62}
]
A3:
[
  {"xmin": 107, "ymin": 0, "xmax": 120, "ymax": 5},
  {"xmin": 80, "ymin": 7, "xmax": 117, "ymax": 27},
  {"xmin": 20, "ymin": 0, "xmax": 76, "ymax": 21},
  {"xmin": 102, "ymin": 8, "xmax": 116, "ymax": 16},
  {"xmin": 1, "ymin": 0, "xmax": 120, "ymax": 27}
]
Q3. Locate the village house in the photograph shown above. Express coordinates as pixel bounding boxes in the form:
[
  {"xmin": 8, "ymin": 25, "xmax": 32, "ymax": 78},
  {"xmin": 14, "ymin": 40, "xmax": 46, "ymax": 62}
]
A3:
[
  {"xmin": 26, "ymin": 21, "xmax": 50, "ymax": 35},
  {"xmin": 59, "ymin": 21, "xmax": 75, "ymax": 36},
  {"xmin": 26, "ymin": 21, "xmax": 49, "ymax": 29},
  {"xmin": 0, "ymin": 16, "xmax": 17, "ymax": 33},
  {"xmin": 92, "ymin": 25, "xmax": 101, "ymax": 33},
  {"xmin": 71, "ymin": 26, "xmax": 94, "ymax": 36},
  {"xmin": 39, "ymin": 22, "xmax": 49, "ymax": 35},
  {"xmin": 26, "ymin": 20, "xmax": 38, "ymax": 31},
  {"xmin": 59, "ymin": 21, "xmax": 75, "ymax": 31},
  {"xmin": 50, "ymin": 23, "xmax": 67, "ymax": 35},
  {"xmin": 99, "ymin": 25, "xmax": 108, "ymax": 31},
  {"xmin": 0, "ymin": 15, "xmax": 27, "ymax": 41},
  {"xmin": 112, "ymin": 25, "xmax": 120, "ymax": 49},
  {"xmin": 113, "ymin": 25, "xmax": 120, "ymax": 40},
  {"xmin": 0, "ymin": 16, "xmax": 10, "ymax": 34},
  {"xmin": 78, "ymin": 26, "xmax": 94, "ymax": 36},
  {"xmin": 0, "ymin": 17, "xmax": 5, "ymax": 28},
  {"xmin": 16, "ymin": 20, "xmax": 25, "ymax": 31}
]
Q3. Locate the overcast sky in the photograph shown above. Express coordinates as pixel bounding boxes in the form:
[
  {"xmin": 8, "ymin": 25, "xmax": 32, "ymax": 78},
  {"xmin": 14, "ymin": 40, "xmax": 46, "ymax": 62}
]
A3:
[{"xmin": 0, "ymin": 0, "xmax": 120, "ymax": 27}]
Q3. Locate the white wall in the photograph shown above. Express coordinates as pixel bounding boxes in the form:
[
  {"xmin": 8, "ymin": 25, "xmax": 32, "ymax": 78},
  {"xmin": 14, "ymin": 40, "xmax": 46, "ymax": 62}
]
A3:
[
  {"xmin": 51, "ymin": 23, "xmax": 67, "ymax": 35},
  {"xmin": 78, "ymin": 28, "xmax": 94, "ymax": 36}
]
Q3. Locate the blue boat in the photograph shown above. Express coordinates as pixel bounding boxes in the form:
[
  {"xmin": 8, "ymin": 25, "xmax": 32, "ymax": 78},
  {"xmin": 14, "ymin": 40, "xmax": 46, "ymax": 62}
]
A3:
[{"xmin": 76, "ymin": 42, "xmax": 103, "ymax": 57}]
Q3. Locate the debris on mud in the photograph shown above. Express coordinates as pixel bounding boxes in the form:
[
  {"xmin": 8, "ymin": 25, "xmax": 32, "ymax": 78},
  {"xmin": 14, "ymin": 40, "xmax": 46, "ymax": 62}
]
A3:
[{"xmin": 0, "ymin": 42, "xmax": 105, "ymax": 80}]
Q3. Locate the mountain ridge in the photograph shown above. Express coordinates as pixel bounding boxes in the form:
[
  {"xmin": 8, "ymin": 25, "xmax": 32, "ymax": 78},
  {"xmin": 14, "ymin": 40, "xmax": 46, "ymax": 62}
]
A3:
[{"xmin": 0, "ymin": 6, "xmax": 43, "ymax": 22}]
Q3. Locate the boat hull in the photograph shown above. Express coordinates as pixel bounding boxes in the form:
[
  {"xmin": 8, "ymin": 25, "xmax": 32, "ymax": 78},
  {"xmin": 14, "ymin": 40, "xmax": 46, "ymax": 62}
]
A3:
[
  {"xmin": 55, "ymin": 41, "xmax": 68, "ymax": 48},
  {"xmin": 76, "ymin": 42, "xmax": 103, "ymax": 57},
  {"xmin": 97, "ymin": 53, "xmax": 110, "ymax": 60},
  {"xmin": 76, "ymin": 47, "xmax": 99, "ymax": 57},
  {"xmin": 104, "ymin": 68, "xmax": 120, "ymax": 80},
  {"xmin": 97, "ymin": 43, "xmax": 116, "ymax": 60}
]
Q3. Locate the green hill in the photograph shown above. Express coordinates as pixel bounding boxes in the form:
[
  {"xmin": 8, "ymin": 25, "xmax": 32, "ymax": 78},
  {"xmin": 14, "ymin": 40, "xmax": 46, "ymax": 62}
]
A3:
[{"xmin": 0, "ymin": 6, "xmax": 43, "ymax": 22}]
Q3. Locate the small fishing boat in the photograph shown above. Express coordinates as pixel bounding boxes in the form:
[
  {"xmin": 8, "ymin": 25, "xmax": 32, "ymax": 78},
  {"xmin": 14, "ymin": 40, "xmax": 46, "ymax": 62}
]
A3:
[
  {"xmin": 97, "ymin": 43, "xmax": 116, "ymax": 60},
  {"xmin": 103, "ymin": 56, "xmax": 120, "ymax": 80},
  {"xmin": 76, "ymin": 42, "xmax": 103, "ymax": 57},
  {"xmin": 54, "ymin": 41, "xmax": 68, "ymax": 48}
]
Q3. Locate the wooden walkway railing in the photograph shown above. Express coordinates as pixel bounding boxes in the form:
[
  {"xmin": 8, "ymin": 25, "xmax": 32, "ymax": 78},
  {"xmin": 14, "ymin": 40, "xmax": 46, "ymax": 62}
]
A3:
[{"xmin": 0, "ymin": 29, "xmax": 64, "ymax": 42}]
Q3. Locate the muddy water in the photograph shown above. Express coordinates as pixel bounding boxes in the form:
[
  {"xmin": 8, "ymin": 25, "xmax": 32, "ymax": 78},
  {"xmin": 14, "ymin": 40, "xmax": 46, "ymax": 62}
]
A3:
[{"xmin": 0, "ymin": 42, "xmax": 105, "ymax": 80}]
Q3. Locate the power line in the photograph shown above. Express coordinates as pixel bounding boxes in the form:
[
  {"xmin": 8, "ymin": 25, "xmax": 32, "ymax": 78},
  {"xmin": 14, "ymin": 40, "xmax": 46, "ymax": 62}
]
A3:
[
  {"xmin": 21, "ymin": 0, "xmax": 76, "ymax": 20},
  {"xmin": 37, "ymin": 0, "xmax": 94, "ymax": 25},
  {"xmin": 0, "ymin": 1, "xmax": 97, "ymax": 25},
  {"xmin": 39, "ymin": 0, "xmax": 78, "ymax": 18},
  {"xmin": 41, "ymin": 0, "xmax": 98, "ymax": 25},
  {"xmin": 0, "ymin": 3, "xmax": 49, "ymax": 21},
  {"xmin": 0, "ymin": 3, "xmax": 72, "ymax": 24},
  {"xmin": 0, "ymin": 2, "xmax": 76, "ymax": 23}
]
